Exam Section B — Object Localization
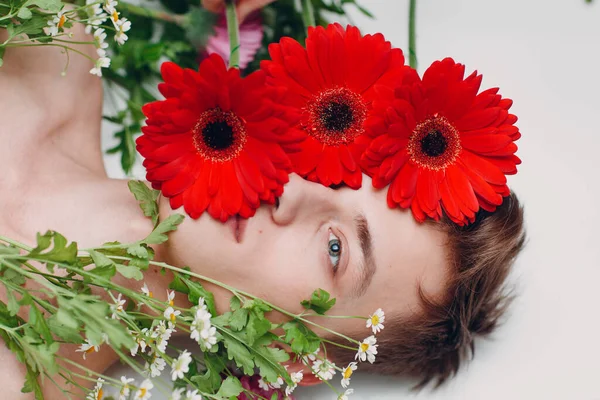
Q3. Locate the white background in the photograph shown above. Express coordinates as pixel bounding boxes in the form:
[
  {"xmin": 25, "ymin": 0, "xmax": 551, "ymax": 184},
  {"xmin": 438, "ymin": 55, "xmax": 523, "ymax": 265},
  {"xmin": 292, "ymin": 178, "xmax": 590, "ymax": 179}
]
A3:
[{"xmin": 104, "ymin": 0, "xmax": 600, "ymax": 398}]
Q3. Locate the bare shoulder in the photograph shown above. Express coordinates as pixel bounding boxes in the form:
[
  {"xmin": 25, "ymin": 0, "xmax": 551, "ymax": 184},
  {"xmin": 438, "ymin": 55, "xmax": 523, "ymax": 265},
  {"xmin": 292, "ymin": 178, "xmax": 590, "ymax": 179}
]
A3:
[{"xmin": 0, "ymin": 22, "xmax": 103, "ymax": 130}]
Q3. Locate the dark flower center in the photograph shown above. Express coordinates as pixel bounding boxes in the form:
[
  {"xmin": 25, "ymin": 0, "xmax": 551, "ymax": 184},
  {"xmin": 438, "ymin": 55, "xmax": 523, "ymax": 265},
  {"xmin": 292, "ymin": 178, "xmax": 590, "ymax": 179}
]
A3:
[
  {"xmin": 408, "ymin": 114, "xmax": 461, "ymax": 170},
  {"xmin": 305, "ymin": 87, "xmax": 367, "ymax": 146},
  {"xmin": 202, "ymin": 120, "xmax": 234, "ymax": 150},
  {"xmin": 420, "ymin": 130, "xmax": 448, "ymax": 157},
  {"xmin": 193, "ymin": 108, "xmax": 246, "ymax": 162}
]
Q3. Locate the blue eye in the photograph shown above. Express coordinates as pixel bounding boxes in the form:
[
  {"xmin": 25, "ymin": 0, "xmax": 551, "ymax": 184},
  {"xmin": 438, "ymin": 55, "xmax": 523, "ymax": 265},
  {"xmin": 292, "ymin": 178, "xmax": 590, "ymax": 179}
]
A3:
[{"xmin": 328, "ymin": 231, "xmax": 342, "ymax": 272}]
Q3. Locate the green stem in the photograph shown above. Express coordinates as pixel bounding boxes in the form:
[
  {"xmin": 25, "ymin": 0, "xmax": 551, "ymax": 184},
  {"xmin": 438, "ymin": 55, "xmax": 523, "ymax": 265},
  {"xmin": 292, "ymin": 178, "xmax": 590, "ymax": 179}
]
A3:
[
  {"xmin": 225, "ymin": 0, "xmax": 240, "ymax": 69},
  {"xmin": 408, "ymin": 0, "xmax": 417, "ymax": 69},
  {"xmin": 301, "ymin": 0, "xmax": 316, "ymax": 29},
  {"xmin": 117, "ymin": 2, "xmax": 185, "ymax": 25}
]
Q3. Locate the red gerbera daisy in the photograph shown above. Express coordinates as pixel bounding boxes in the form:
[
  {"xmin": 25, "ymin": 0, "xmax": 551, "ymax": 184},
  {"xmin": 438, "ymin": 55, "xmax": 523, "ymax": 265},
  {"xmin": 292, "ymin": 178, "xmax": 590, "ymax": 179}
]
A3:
[
  {"xmin": 260, "ymin": 23, "xmax": 417, "ymax": 189},
  {"xmin": 137, "ymin": 54, "xmax": 298, "ymax": 221},
  {"xmin": 361, "ymin": 58, "xmax": 521, "ymax": 225}
]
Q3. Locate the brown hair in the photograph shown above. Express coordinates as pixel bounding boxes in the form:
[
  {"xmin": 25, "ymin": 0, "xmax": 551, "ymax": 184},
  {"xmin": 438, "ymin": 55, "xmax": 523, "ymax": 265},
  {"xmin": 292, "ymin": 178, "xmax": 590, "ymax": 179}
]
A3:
[{"xmin": 328, "ymin": 191, "xmax": 526, "ymax": 390}]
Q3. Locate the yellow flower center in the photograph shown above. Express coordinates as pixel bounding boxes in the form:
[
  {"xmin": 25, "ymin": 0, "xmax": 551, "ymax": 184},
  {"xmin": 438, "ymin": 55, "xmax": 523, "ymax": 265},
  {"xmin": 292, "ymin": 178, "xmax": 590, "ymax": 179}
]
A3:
[
  {"xmin": 58, "ymin": 14, "xmax": 66, "ymax": 29},
  {"xmin": 169, "ymin": 300, "xmax": 174, "ymax": 306},
  {"xmin": 170, "ymin": 313, "xmax": 176, "ymax": 322},
  {"xmin": 343, "ymin": 367, "xmax": 353, "ymax": 379},
  {"xmin": 139, "ymin": 388, "xmax": 147, "ymax": 397},
  {"xmin": 371, "ymin": 315, "xmax": 379, "ymax": 326},
  {"xmin": 97, "ymin": 388, "xmax": 103, "ymax": 400},
  {"xmin": 149, "ymin": 291, "xmax": 153, "ymax": 298},
  {"xmin": 112, "ymin": 10, "xmax": 119, "ymax": 22},
  {"xmin": 360, "ymin": 343, "xmax": 369, "ymax": 352},
  {"xmin": 85, "ymin": 346, "xmax": 96, "ymax": 354}
]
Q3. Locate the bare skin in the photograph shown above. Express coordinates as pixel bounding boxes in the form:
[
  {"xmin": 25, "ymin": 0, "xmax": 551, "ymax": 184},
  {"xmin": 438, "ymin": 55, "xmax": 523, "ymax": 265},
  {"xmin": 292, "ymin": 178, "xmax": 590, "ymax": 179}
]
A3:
[{"xmin": 0, "ymin": 22, "xmax": 449, "ymax": 398}]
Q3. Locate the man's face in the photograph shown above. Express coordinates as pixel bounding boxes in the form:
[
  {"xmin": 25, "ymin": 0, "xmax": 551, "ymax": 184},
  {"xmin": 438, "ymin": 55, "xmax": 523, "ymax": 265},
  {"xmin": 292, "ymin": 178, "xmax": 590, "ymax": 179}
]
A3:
[{"xmin": 161, "ymin": 174, "xmax": 449, "ymax": 334}]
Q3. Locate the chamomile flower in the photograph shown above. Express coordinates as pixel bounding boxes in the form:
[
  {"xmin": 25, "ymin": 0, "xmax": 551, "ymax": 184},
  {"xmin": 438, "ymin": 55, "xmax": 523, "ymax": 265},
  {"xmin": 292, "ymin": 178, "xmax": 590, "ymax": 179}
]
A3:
[
  {"xmin": 77, "ymin": 338, "xmax": 100, "ymax": 359},
  {"xmin": 86, "ymin": 377, "xmax": 105, "ymax": 400},
  {"xmin": 93, "ymin": 28, "xmax": 109, "ymax": 51},
  {"xmin": 268, "ymin": 375, "xmax": 284, "ymax": 389},
  {"xmin": 169, "ymin": 388, "xmax": 185, "ymax": 400},
  {"xmin": 301, "ymin": 348, "xmax": 320, "ymax": 365},
  {"xmin": 89, "ymin": 55, "xmax": 110, "ymax": 77},
  {"xmin": 190, "ymin": 308, "xmax": 212, "ymax": 345},
  {"xmin": 84, "ymin": 1, "xmax": 107, "ymax": 34},
  {"xmin": 114, "ymin": 18, "xmax": 131, "ymax": 45},
  {"xmin": 103, "ymin": 0, "xmax": 118, "ymax": 14},
  {"xmin": 285, "ymin": 371, "xmax": 303, "ymax": 396},
  {"xmin": 134, "ymin": 379, "xmax": 153, "ymax": 400},
  {"xmin": 257, "ymin": 378, "xmax": 270, "ymax": 391},
  {"xmin": 145, "ymin": 351, "xmax": 166, "ymax": 378},
  {"xmin": 118, "ymin": 376, "xmax": 135, "ymax": 400},
  {"xmin": 111, "ymin": 293, "xmax": 126, "ymax": 319},
  {"xmin": 199, "ymin": 325, "xmax": 218, "ymax": 351},
  {"xmin": 141, "ymin": 282, "xmax": 153, "ymax": 297},
  {"xmin": 171, "ymin": 350, "xmax": 192, "ymax": 381},
  {"xmin": 154, "ymin": 320, "xmax": 175, "ymax": 346},
  {"xmin": 47, "ymin": 9, "xmax": 67, "ymax": 37},
  {"xmin": 167, "ymin": 290, "xmax": 176, "ymax": 306},
  {"xmin": 366, "ymin": 308, "xmax": 385, "ymax": 334},
  {"xmin": 338, "ymin": 388, "xmax": 354, "ymax": 400},
  {"xmin": 183, "ymin": 389, "xmax": 203, "ymax": 400},
  {"xmin": 163, "ymin": 306, "xmax": 181, "ymax": 323},
  {"xmin": 341, "ymin": 362, "xmax": 357, "ymax": 388},
  {"xmin": 312, "ymin": 359, "xmax": 336, "ymax": 381},
  {"xmin": 130, "ymin": 328, "xmax": 150, "ymax": 356},
  {"xmin": 355, "ymin": 335, "xmax": 378, "ymax": 364}
]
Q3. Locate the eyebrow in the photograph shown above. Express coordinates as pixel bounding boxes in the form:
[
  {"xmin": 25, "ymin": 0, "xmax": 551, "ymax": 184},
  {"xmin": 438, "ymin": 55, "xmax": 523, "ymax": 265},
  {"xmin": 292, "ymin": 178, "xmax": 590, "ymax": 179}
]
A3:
[{"xmin": 351, "ymin": 212, "xmax": 377, "ymax": 298}]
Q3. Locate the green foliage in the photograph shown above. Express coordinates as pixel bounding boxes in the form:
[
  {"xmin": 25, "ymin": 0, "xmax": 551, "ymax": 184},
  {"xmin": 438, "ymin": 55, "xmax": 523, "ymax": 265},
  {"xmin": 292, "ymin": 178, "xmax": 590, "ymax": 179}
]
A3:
[
  {"xmin": 216, "ymin": 375, "xmax": 243, "ymax": 398},
  {"xmin": 143, "ymin": 214, "xmax": 185, "ymax": 245},
  {"xmin": 300, "ymin": 288, "xmax": 336, "ymax": 314},
  {"xmin": 282, "ymin": 320, "xmax": 321, "ymax": 354},
  {"xmin": 128, "ymin": 180, "xmax": 160, "ymax": 226}
]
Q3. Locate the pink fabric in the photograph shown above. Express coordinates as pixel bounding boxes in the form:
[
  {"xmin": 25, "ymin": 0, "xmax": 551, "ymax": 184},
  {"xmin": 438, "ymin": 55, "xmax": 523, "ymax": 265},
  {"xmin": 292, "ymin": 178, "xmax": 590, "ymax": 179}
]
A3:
[{"xmin": 205, "ymin": 13, "xmax": 264, "ymax": 69}]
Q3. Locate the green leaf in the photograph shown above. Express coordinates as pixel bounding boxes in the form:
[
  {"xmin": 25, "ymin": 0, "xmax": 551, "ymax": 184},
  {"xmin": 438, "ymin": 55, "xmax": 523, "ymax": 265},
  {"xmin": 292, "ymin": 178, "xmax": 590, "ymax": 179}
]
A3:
[
  {"xmin": 21, "ymin": 364, "xmax": 43, "ymax": 400},
  {"xmin": 127, "ymin": 180, "xmax": 160, "ymax": 226},
  {"xmin": 126, "ymin": 243, "xmax": 149, "ymax": 259},
  {"xmin": 115, "ymin": 264, "xmax": 144, "ymax": 281},
  {"xmin": 8, "ymin": 16, "xmax": 47, "ymax": 38},
  {"xmin": 17, "ymin": 6, "xmax": 32, "ymax": 19},
  {"xmin": 190, "ymin": 352, "xmax": 225, "ymax": 393},
  {"xmin": 185, "ymin": 279, "xmax": 217, "ymax": 316},
  {"xmin": 229, "ymin": 308, "xmax": 248, "ymax": 331},
  {"xmin": 246, "ymin": 310, "xmax": 271, "ymax": 345},
  {"xmin": 216, "ymin": 376, "xmax": 243, "ymax": 398},
  {"xmin": 300, "ymin": 288, "xmax": 336, "ymax": 315},
  {"xmin": 29, "ymin": 305, "xmax": 53, "ymax": 343},
  {"xmin": 143, "ymin": 214, "xmax": 185, "ymax": 245},
  {"xmin": 223, "ymin": 334, "xmax": 254, "ymax": 375},
  {"xmin": 3, "ymin": 268, "xmax": 26, "ymax": 285},
  {"xmin": 4, "ymin": 284, "xmax": 20, "ymax": 316},
  {"xmin": 0, "ymin": 46, "xmax": 5, "ymax": 68},
  {"xmin": 29, "ymin": 231, "xmax": 78, "ymax": 265},
  {"xmin": 282, "ymin": 320, "xmax": 321, "ymax": 354},
  {"xmin": 128, "ymin": 256, "xmax": 149, "ymax": 271},
  {"xmin": 88, "ymin": 249, "xmax": 115, "ymax": 268},
  {"xmin": 183, "ymin": 6, "xmax": 217, "ymax": 47},
  {"xmin": 88, "ymin": 263, "xmax": 116, "ymax": 281},
  {"xmin": 47, "ymin": 313, "xmax": 82, "ymax": 343},
  {"xmin": 23, "ymin": 0, "xmax": 62, "ymax": 13}
]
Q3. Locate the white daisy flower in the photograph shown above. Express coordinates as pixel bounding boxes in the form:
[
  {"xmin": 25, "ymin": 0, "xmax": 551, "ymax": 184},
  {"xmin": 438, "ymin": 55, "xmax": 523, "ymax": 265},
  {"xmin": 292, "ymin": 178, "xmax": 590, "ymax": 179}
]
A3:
[
  {"xmin": 338, "ymin": 388, "xmax": 354, "ymax": 400},
  {"xmin": 169, "ymin": 388, "xmax": 185, "ymax": 400},
  {"xmin": 103, "ymin": 0, "xmax": 118, "ymax": 14},
  {"xmin": 114, "ymin": 18, "xmax": 131, "ymax": 45},
  {"xmin": 341, "ymin": 362, "xmax": 357, "ymax": 388},
  {"xmin": 118, "ymin": 376, "xmax": 135, "ymax": 400},
  {"xmin": 171, "ymin": 350, "xmax": 192, "ymax": 381},
  {"xmin": 130, "ymin": 328, "xmax": 151, "ymax": 356},
  {"xmin": 134, "ymin": 379, "xmax": 153, "ymax": 400},
  {"xmin": 141, "ymin": 282, "xmax": 153, "ymax": 298},
  {"xmin": 167, "ymin": 290, "xmax": 176, "ymax": 306},
  {"xmin": 366, "ymin": 308, "xmax": 385, "ymax": 334},
  {"xmin": 183, "ymin": 389, "xmax": 203, "ymax": 400},
  {"xmin": 86, "ymin": 377, "xmax": 105, "ymax": 400},
  {"xmin": 285, "ymin": 371, "xmax": 303, "ymax": 396},
  {"xmin": 111, "ymin": 293, "xmax": 126, "ymax": 319},
  {"xmin": 301, "ymin": 348, "xmax": 320, "ymax": 365},
  {"xmin": 355, "ymin": 335, "xmax": 378, "ymax": 364},
  {"xmin": 190, "ymin": 308, "xmax": 212, "ymax": 343},
  {"xmin": 93, "ymin": 28, "xmax": 109, "ymax": 51},
  {"xmin": 268, "ymin": 375, "xmax": 284, "ymax": 389},
  {"xmin": 163, "ymin": 306, "xmax": 181, "ymax": 323},
  {"xmin": 257, "ymin": 378, "xmax": 269, "ymax": 391},
  {"xmin": 89, "ymin": 56, "xmax": 110, "ymax": 77},
  {"xmin": 76, "ymin": 338, "xmax": 100, "ymax": 359},
  {"xmin": 199, "ymin": 325, "xmax": 218, "ymax": 351},
  {"xmin": 145, "ymin": 351, "xmax": 166, "ymax": 378},
  {"xmin": 312, "ymin": 359, "xmax": 336, "ymax": 381},
  {"xmin": 154, "ymin": 320, "xmax": 175, "ymax": 352},
  {"xmin": 47, "ymin": 9, "xmax": 67, "ymax": 37},
  {"xmin": 84, "ymin": 1, "xmax": 107, "ymax": 34}
]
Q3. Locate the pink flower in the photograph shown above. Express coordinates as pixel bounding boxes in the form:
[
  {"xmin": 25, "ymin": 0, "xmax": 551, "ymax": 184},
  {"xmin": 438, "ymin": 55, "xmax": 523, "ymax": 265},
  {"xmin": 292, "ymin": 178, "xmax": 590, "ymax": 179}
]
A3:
[
  {"xmin": 238, "ymin": 374, "xmax": 293, "ymax": 400},
  {"xmin": 206, "ymin": 12, "xmax": 264, "ymax": 69}
]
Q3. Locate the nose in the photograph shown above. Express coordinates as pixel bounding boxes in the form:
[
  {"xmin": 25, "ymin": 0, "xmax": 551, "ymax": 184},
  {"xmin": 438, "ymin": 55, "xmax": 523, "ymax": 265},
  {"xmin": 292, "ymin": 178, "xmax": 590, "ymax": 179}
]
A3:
[{"xmin": 271, "ymin": 174, "xmax": 338, "ymax": 226}]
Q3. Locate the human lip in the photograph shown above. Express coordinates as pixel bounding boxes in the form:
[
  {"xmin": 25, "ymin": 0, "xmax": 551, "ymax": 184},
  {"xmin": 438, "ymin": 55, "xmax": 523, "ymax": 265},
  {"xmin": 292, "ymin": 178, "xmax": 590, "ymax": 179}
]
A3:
[{"xmin": 228, "ymin": 215, "xmax": 248, "ymax": 243}]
